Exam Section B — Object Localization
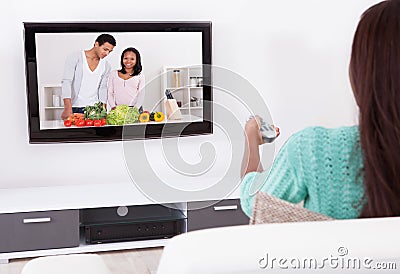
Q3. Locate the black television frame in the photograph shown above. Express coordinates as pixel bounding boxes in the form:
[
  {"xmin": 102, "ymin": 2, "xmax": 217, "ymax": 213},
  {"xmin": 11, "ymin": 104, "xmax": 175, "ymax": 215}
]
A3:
[{"xmin": 24, "ymin": 21, "xmax": 213, "ymax": 143}]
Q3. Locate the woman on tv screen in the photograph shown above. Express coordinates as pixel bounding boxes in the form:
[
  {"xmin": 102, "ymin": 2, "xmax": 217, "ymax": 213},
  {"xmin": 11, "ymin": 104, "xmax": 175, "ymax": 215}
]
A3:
[{"xmin": 107, "ymin": 47, "xmax": 145, "ymax": 112}]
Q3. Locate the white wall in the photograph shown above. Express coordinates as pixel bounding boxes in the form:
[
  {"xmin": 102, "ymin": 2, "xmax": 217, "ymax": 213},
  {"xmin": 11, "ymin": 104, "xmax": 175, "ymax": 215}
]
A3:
[{"xmin": 0, "ymin": 0, "xmax": 379, "ymax": 190}]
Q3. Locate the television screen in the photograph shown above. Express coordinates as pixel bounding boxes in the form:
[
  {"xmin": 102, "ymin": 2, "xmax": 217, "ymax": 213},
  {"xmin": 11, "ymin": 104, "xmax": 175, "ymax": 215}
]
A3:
[{"xmin": 24, "ymin": 22, "xmax": 212, "ymax": 143}]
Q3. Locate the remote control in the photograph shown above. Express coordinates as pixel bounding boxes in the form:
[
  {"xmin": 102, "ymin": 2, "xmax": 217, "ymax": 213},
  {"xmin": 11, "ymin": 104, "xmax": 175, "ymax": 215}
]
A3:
[
  {"xmin": 249, "ymin": 116, "xmax": 277, "ymax": 143},
  {"xmin": 260, "ymin": 122, "xmax": 277, "ymax": 143}
]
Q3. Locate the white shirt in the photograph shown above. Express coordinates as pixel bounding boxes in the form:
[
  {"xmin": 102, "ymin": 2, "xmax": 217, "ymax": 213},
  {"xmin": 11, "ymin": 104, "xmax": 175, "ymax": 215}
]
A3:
[{"xmin": 73, "ymin": 51, "xmax": 106, "ymax": 107}]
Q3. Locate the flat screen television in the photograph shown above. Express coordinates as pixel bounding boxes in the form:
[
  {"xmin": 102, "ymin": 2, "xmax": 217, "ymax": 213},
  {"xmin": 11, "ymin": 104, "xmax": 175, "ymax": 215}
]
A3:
[{"xmin": 24, "ymin": 21, "xmax": 212, "ymax": 143}]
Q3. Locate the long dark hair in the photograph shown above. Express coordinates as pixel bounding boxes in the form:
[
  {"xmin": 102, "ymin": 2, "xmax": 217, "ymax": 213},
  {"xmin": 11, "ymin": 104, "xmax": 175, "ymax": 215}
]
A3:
[
  {"xmin": 350, "ymin": 0, "xmax": 400, "ymax": 218},
  {"xmin": 119, "ymin": 47, "xmax": 142, "ymax": 76}
]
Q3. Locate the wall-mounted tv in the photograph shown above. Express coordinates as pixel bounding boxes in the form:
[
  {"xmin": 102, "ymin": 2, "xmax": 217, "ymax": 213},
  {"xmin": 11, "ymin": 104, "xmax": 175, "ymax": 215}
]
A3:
[{"xmin": 24, "ymin": 21, "xmax": 212, "ymax": 143}]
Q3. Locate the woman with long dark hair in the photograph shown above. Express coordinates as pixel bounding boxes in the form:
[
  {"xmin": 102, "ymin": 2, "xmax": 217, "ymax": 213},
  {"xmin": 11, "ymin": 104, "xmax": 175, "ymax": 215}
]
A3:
[
  {"xmin": 107, "ymin": 47, "xmax": 145, "ymax": 110},
  {"xmin": 241, "ymin": 0, "xmax": 400, "ymax": 219}
]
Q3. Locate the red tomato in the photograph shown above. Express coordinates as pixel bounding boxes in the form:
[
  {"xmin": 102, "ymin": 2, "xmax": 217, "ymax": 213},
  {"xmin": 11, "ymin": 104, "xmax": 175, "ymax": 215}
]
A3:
[
  {"xmin": 76, "ymin": 120, "xmax": 85, "ymax": 127},
  {"xmin": 85, "ymin": 119, "xmax": 94, "ymax": 126},
  {"xmin": 100, "ymin": 118, "xmax": 107, "ymax": 126},
  {"xmin": 93, "ymin": 120, "xmax": 102, "ymax": 127},
  {"xmin": 64, "ymin": 120, "xmax": 72, "ymax": 127}
]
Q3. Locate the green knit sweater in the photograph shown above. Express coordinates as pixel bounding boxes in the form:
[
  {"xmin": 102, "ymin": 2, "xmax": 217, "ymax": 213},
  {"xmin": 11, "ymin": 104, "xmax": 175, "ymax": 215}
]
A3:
[{"xmin": 241, "ymin": 126, "xmax": 365, "ymax": 219}]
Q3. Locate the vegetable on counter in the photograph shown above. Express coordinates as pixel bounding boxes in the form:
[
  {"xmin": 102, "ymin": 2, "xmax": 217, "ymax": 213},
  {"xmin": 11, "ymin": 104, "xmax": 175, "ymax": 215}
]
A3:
[
  {"xmin": 149, "ymin": 112, "xmax": 155, "ymax": 121},
  {"xmin": 93, "ymin": 120, "xmax": 102, "ymax": 127},
  {"xmin": 154, "ymin": 112, "xmax": 165, "ymax": 122},
  {"xmin": 75, "ymin": 119, "xmax": 85, "ymax": 127},
  {"xmin": 84, "ymin": 102, "xmax": 107, "ymax": 120},
  {"xmin": 63, "ymin": 113, "xmax": 108, "ymax": 127},
  {"xmin": 64, "ymin": 120, "xmax": 72, "ymax": 127},
  {"xmin": 139, "ymin": 112, "xmax": 150, "ymax": 123},
  {"xmin": 63, "ymin": 104, "xmax": 149, "ymax": 127},
  {"xmin": 66, "ymin": 113, "xmax": 84, "ymax": 126},
  {"xmin": 106, "ymin": 104, "xmax": 140, "ymax": 125},
  {"xmin": 85, "ymin": 119, "xmax": 94, "ymax": 126}
]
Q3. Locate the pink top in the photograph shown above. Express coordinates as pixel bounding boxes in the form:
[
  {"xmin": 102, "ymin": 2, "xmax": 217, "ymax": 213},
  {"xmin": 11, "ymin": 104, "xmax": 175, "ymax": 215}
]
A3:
[{"xmin": 107, "ymin": 70, "xmax": 146, "ymax": 109}]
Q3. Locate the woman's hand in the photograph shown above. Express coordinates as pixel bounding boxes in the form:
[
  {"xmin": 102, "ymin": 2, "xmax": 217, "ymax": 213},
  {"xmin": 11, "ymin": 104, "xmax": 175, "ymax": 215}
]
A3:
[
  {"xmin": 241, "ymin": 115, "xmax": 280, "ymax": 178},
  {"xmin": 245, "ymin": 116, "xmax": 280, "ymax": 145},
  {"xmin": 245, "ymin": 116, "xmax": 263, "ymax": 146}
]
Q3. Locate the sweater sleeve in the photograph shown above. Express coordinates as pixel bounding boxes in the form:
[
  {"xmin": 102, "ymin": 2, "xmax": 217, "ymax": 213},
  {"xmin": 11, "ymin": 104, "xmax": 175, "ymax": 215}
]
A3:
[
  {"xmin": 99, "ymin": 61, "xmax": 111, "ymax": 103},
  {"xmin": 107, "ymin": 71, "xmax": 116, "ymax": 109},
  {"xmin": 240, "ymin": 133, "xmax": 307, "ymax": 217},
  {"xmin": 61, "ymin": 52, "xmax": 79, "ymax": 99},
  {"xmin": 135, "ymin": 73, "xmax": 146, "ymax": 108}
]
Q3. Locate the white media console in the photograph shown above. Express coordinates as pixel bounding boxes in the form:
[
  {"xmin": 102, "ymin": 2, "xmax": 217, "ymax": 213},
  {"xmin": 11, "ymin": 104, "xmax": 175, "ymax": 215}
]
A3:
[{"xmin": 0, "ymin": 182, "xmax": 248, "ymax": 263}]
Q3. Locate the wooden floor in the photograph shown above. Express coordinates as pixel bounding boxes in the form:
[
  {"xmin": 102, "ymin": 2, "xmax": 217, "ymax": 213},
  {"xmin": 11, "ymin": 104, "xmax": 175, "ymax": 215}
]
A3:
[{"xmin": 0, "ymin": 247, "xmax": 163, "ymax": 274}]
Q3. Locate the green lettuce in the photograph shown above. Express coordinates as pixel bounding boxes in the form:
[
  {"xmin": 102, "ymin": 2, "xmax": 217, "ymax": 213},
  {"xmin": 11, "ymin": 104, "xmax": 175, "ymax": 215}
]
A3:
[{"xmin": 106, "ymin": 105, "xmax": 140, "ymax": 125}]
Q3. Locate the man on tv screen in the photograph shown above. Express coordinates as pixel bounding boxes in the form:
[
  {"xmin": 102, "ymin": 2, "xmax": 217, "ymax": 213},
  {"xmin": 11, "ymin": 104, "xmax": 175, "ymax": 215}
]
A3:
[{"xmin": 61, "ymin": 34, "xmax": 116, "ymax": 120}]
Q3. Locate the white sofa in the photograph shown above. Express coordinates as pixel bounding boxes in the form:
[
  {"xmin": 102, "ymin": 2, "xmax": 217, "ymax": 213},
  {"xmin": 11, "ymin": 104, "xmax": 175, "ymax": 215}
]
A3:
[
  {"xmin": 157, "ymin": 217, "xmax": 400, "ymax": 273},
  {"xmin": 21, "ymin": 254, "xmax": 111, "ymax": 274}
]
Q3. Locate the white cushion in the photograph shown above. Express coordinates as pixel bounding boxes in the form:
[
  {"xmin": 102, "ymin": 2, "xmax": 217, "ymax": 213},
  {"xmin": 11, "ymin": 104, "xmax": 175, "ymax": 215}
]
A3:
[
  {"xmin": 157, "ymin": 217, "xmax": 400, "ymax": 274},
  {"xmin": 21, "ymin": 254, "xmax": 111, "ymax": 274}
]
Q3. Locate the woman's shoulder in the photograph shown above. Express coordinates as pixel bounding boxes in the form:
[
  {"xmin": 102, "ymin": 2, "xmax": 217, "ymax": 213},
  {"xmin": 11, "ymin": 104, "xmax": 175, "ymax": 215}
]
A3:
[
  {"xmin": 280, "ymin": 126, "xmax": 360, "ymax": 170},
  {"xmin": 287, "ymin": 125, "xmax": 359, "ymax": 151},
  {"xmin": 136, "ymin": 72, "xmax": 145, "ymax": 79},
  {"xmin": 109, "ymin": 69, "xmax": 119, "ymax": 76},
  {"xmin": 292, "ymin": 125, "xmax": 358, "ymax": 138}
]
